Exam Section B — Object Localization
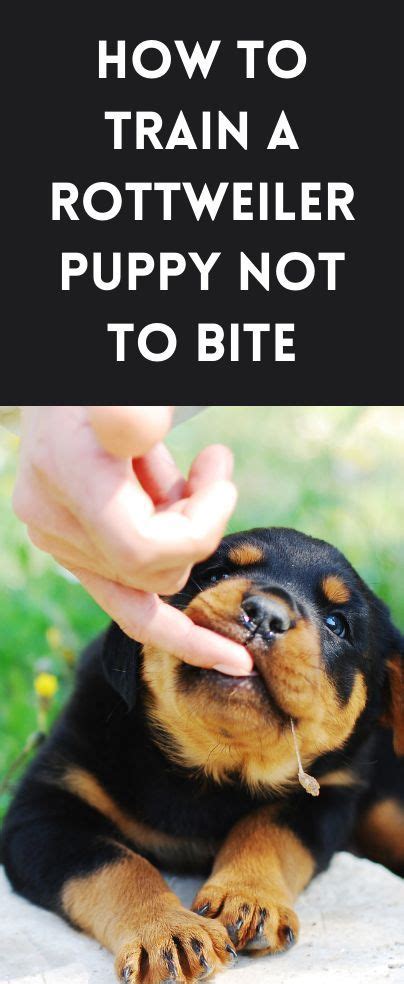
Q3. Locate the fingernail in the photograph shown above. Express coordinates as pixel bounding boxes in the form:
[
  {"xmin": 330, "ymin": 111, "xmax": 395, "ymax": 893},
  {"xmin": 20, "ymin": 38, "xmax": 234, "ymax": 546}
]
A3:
[{"xmin": 213, "ymin": 663, "xmax": 255, "ymax": 676}]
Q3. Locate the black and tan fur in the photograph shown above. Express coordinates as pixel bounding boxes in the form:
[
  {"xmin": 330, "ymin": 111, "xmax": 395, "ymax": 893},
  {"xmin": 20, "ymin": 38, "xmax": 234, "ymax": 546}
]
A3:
[{"xmin": 2, "ymin": 528, "xmax": 404, "ymax": 982}]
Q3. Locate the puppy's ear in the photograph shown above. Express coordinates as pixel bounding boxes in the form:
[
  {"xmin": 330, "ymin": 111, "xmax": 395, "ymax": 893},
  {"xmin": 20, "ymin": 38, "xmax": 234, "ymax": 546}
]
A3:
[
  {"xmin": 380, "ymin": 633, "xmax": 404, "ymax": 757},
  {"xmin": 101, "ymin": 622, "xmax": 141, "ymax": 710}
]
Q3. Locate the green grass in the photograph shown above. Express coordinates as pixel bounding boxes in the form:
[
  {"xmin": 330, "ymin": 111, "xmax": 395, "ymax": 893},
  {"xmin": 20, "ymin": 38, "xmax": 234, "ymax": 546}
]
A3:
[{"xmin": 1, "ymin": 406, "xmax": 403, "ymax": 819}]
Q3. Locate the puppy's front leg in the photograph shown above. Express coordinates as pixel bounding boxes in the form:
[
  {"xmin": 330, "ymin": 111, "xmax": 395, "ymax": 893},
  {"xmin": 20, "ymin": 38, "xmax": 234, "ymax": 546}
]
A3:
[
  {"xmin": 63, "ymin": 849, "xmax": 235, "ymax": 982},
  {"xmin": 193, "ymin": 779, "xmax": 363, "ymax": 956},
  {"xmin": 192, "ymin": 806, "xmax": 313, "ymax": 956}
]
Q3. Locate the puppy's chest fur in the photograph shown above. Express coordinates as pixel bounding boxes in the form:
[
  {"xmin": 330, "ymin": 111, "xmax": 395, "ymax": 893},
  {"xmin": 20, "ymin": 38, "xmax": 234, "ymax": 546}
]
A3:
[
  {"xmin": 94, "ymin": 727, "xmax": 270, "ymax": 871},
  {"xmin": 57, "ymin": 679, "xmax": 271, "ymax": 873}
]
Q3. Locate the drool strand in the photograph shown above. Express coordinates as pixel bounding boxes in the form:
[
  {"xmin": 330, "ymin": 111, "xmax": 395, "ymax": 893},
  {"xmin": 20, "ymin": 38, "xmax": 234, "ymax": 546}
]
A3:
[{"xmin": 290, "ymin": 719, "xmax": 320, "ymax": 797}]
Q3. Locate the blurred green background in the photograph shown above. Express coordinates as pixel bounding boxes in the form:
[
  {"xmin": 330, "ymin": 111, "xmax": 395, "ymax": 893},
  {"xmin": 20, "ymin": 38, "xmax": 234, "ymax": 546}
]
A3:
[{"xmin": 1, "ymin": 405, "xmax": 403, "ymax": 820}]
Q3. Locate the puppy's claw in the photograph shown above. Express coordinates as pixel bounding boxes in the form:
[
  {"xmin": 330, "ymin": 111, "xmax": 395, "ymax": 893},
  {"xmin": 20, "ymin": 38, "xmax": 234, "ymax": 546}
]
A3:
[
  {"xmin": 283, "ymin": 926, "xmax": 296, "ymax": 948},
  {"xmin": 225, "ymin": 945, "xmax": 238, "ymax": 963},
  {"xmin": 163, "ymin": 949, "xmax": 178, "ymax": 979},
  {"xmin": 195, "ymin": 903, "xmax": 210, "ymax": 916},
  {"xmin": 198, "ymin": 955, "xmax": 212, "ymax": 978}
]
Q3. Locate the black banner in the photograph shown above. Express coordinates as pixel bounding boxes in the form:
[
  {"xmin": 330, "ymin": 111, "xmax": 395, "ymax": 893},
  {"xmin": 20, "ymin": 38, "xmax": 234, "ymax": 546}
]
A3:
[{"xmin": 4, "ymin": 8, "xmax": 399, "ymax": 403}]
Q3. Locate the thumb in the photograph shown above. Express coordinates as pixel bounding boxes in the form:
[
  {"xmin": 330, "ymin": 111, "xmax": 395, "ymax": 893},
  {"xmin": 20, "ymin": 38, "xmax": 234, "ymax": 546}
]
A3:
[{"xmin": 88, "ymin": 406, "xmax": 174, "ymax": 459}]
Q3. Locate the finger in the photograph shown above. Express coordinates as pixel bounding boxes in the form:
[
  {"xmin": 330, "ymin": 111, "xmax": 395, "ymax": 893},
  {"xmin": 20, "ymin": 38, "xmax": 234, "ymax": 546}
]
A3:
[
  {"xmin": 134, "ymin": 443, "xmax": 233, "ymax": 510},
  {"xmin": 186, "ymin": 444, "xmax": 234, "ymax": 494},
  {"xmin": 142, "ymin": 479, "xmax": 237, "ymax": 566},
  {"xmin": 180, "ymin": 479, "xmax": 238, "ymax": 555},
  {"xmin": 72, "ymin": 571, "xmax": 253, "ymax": 674},
  {"xmin": 83, "ymin": 473, "xmax": 236, "ymax": 572},
  {"xmin": 133, "ymin": 443, "xmax": 186, "ymax": 506},
  {"xmin": 22, "ymin": 464, "xmax": 234, "ymax": 582},
  {"xmin": 72, "ymin": 451, "xmax": 236, "ymax": 575},
  {"xmin": 88, "ymin": 406, "xmax": 174, "ymax": 458}
]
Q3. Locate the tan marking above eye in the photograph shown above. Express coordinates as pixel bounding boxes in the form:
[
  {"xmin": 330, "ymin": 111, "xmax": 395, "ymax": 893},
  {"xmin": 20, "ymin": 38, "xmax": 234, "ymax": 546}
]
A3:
[
  {"xmin": 228, "ymin": 544, "xmax": 264, "ymax": 566},
  {"xmin": 322, "ymin": 575, "xmax": 351, "ymax": 605}
]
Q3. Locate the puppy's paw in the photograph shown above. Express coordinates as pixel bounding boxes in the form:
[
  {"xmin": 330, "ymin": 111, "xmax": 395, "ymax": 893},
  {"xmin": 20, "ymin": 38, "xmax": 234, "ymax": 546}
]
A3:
[
  {"xmin": 192, "ymin": 882, "xmax": 299, "ymax": 956},
  {"xmin": 115, "ymin": 903, "xmax": 236, "ymax": 983}
]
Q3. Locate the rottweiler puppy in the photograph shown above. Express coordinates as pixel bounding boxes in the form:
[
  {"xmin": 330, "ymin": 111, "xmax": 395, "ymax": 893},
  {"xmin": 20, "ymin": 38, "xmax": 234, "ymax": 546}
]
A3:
[{"xmin": 2, "ymin": 528, "xmax": 404, "ymax": 983}]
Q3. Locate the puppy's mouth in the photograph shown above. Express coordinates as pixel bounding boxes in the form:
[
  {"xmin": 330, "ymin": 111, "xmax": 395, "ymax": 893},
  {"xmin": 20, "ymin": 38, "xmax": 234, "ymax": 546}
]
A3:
[
  {"xmin": 181, "ymin": 616, "xmax": 290, "ymax": 723},
  {"xmin": 183, "ymin": 664, "xmax": 290, "ymax": 729}
]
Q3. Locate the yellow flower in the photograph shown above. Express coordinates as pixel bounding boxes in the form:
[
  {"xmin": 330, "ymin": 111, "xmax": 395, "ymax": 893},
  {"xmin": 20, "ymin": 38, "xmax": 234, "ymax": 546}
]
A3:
[{"xmin": 34, "ymin": 672, "xmax": 59, "ymax": 700}]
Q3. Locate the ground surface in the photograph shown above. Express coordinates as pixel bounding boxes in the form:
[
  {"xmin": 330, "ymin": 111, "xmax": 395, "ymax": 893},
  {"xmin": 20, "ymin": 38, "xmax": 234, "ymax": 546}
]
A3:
[{"xmin": 1, "ymin": 853, "xmax": 403, "ymax": 984}]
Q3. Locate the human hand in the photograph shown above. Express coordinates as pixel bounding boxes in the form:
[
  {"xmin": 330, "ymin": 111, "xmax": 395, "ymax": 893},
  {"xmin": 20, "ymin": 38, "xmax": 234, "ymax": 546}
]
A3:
[{"xmin": 13, "ymin": 406, "xmax": 253, "ymax": 675}]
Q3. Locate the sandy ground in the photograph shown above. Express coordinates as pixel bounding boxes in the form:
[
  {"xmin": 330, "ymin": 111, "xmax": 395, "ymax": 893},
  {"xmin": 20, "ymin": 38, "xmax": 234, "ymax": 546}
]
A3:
[{"xmin": 1, "ymin": 853, "xmax": 403, "ymax": 984}]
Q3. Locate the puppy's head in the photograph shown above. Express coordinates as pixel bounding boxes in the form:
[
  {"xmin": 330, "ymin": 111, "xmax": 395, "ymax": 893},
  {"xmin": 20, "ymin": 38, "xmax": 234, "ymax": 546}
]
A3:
[{"xmin": 103, "ymin": 528, "xmax": 404, "ymax": 789}]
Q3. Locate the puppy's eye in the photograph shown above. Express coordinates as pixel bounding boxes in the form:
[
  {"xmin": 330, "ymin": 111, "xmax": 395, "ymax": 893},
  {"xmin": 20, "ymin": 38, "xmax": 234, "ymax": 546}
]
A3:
[
  {"xmin": 209, "ymin": 572, "xmax": 230, "ymax": 583},
  {"xmin": 324, "ymin": 613, "xmax": 347, "ymax": 638}
]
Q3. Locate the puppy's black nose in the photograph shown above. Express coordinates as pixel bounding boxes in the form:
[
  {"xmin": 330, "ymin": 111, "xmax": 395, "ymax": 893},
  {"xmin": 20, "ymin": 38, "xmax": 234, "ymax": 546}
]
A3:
[{"xmin": 242, "ymin": 594, "xmax": 291, "ymax": 637}]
